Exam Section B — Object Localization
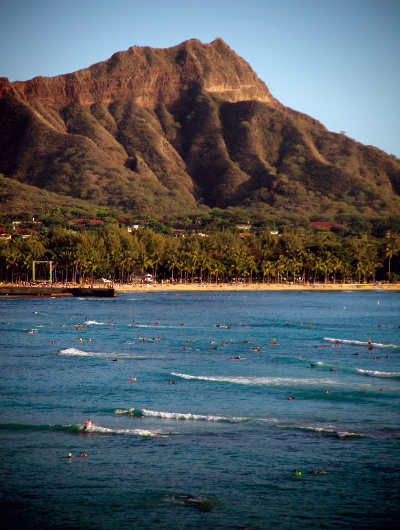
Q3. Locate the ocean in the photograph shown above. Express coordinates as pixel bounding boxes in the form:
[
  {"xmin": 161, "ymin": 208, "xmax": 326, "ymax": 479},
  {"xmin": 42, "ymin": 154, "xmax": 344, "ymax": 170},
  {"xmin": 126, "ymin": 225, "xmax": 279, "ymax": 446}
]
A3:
[{"xmin": 1, "ymin": 289, "xmax": 399, "ymax": 529}]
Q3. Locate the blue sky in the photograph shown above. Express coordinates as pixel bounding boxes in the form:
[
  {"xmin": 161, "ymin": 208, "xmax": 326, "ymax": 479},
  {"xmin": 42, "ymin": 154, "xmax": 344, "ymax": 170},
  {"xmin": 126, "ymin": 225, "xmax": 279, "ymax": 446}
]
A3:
[{"xmin": 1, "ymin": 0, "xmax": 399, "ymax": 157}]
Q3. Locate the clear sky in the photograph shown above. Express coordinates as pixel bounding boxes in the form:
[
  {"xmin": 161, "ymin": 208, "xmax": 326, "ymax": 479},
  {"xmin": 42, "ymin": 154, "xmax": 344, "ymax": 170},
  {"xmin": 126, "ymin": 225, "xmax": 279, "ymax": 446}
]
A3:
[{"xmin": 1, "ymin": 0, "xmax": 399, "ymax": 157}]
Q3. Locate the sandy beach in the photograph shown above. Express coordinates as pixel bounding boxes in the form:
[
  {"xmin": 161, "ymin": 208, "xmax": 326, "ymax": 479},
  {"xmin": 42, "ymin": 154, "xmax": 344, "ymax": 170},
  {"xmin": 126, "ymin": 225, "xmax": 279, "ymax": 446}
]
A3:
[{"xmin": 115, "ymin": 282, "xmax": 400, "ymax": 292}]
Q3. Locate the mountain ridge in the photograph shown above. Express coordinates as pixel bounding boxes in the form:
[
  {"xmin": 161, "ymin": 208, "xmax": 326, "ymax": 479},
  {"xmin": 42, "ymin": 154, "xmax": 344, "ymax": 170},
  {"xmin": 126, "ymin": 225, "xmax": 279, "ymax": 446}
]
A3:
[{"xmin": 0, "ymin": 39, "xmax": 278, "ymax": 108}]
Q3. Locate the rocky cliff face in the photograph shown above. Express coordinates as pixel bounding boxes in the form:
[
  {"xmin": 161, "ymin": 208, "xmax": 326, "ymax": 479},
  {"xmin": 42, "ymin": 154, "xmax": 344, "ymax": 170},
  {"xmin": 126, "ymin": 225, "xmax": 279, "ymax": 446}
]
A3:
[
  {"xmin": 0, "ymin": 38, "xmax": 399, "ymax": 217},
  {"xmin": 1, "ymin": 39, "xmax": 277, "ymax": 109}
]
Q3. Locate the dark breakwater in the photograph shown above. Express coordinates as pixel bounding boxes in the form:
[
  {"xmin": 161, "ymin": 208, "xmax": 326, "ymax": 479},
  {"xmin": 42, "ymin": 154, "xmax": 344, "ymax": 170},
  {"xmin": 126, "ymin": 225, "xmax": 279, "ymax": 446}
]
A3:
[{"xmin": 0, "ymin": 286, "xmax": 117, "ymax": 297}]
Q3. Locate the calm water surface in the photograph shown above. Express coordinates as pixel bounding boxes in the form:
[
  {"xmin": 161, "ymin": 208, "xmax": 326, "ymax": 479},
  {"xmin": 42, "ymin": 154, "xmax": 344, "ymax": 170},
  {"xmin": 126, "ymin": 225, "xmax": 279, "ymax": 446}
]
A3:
[{"xmin": 1, "ymin": 290, "xmax": 399, "ymax": 529}]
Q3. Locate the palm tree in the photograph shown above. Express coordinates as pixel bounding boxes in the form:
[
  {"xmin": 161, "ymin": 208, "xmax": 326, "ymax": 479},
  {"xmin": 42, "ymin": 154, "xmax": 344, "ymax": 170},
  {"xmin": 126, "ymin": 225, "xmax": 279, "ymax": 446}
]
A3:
[
  {"xmin": 260, "ymin": 260, "xmax": 275, "ymax": 283},
  {"xmin": 320, "ymin": 251, "xmax": 334, "ymax": 284},
  {"xmin": 330, "ymin": 256, "xmax": 342, "ymax": 284},
  {"xmin": 355, "ymin": 260, "xmax": 366, "ymax": 283},
  {"xmin": 383, "ymin": 230, "xmax": 400, "ymax": 280},
  {"xmin": 208, "ymin": 258, "xmax": 220, "ymax": 284},
  {"xmin": 311, "ymin": 256, "xmax": 323, "ymax": 283},
  {"xmin": 167, "ymin": 254, "xmax": 178, "ymax": 281},
  {"xmin": 197, "ymin": 251, "xmax": 209, "ymax": 283},
  {"xmin": 274, "ymin": 256, "xmax": 286, "ymax": 284},
  {"xmin": 364, "ymin": 256, "xmax": 382, "ymax": 283},
  {"xmin": 136, "ymin": 251, "xmax": 153, "ymax": 282},
  {"xmin": 244, "ymin": 254, "xmax": 257, "ymax": 283}
]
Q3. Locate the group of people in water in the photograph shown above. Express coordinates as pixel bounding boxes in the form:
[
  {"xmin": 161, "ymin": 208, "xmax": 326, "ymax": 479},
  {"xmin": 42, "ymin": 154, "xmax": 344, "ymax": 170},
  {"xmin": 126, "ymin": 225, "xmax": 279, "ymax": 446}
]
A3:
[
  {"xmin": 129, "ymin": 412, "xmax": 144, "ymax": 418},
  {"xmin": 293, "ymin": 469, "xmax": 327, "ymax": 476}
]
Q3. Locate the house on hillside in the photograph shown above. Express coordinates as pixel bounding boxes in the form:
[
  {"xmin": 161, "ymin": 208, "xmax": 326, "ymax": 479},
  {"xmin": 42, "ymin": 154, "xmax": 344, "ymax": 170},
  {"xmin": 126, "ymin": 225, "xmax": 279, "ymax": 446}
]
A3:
[
  {"xmin": 0, "ymin": 227, "xmax": 11, "ymax": 241},
  {"xmin": 236, "ymin": 223, "xmax": 252, "ymax": 231},
  {"xmin": 125, "ymin": 225, "xmax": 140, "ymax": 233}
]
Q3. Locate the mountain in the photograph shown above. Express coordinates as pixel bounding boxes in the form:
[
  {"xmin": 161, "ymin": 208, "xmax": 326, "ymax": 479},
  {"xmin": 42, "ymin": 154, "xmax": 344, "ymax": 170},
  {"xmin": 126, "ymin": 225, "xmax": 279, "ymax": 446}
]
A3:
[{"xmin": 1, "ymin": 38, "xmax": 399, "ymax": 220}]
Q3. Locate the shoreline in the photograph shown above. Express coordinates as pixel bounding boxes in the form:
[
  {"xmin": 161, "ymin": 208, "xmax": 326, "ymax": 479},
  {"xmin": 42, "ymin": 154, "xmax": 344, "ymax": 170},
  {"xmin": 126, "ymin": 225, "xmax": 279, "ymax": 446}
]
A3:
[{"xmin": 114, "ymin": 282, "xmax": 400, "ymax": 292}]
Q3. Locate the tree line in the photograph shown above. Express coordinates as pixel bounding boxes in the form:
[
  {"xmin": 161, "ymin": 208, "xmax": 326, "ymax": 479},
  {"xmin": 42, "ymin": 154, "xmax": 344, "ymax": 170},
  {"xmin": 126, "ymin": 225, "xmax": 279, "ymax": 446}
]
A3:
[{"xmin": 0, "ymin": 225, "xmax": 399, "ymax": 285}]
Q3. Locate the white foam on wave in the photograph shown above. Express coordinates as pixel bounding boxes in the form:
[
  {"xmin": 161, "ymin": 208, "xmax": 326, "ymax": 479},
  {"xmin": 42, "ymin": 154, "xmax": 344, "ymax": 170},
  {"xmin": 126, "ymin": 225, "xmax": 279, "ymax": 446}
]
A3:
[
  {"xmin": 141, "ymin": 408, "xmax": 245, "ymax": 423},
  {"xmin": 278, "ymin": 424, "xmax": 366, "ymax": 438},
  {"xmin": 58, "ymin": 348, "xmax": 134, "ymax": 359},
  {"xmin": 84, "ymin": 320, "xmax": 109, "ymax": 325},
  {"xmin": 58, "ymin": 348, "xmax": 94, "ymax": 356},
  {"xmin": 170, "ymin": 372, "xmax": 336, "ymax": 387},
  {"xmin": 356, "ymin": 368, "xmax": 400, "ymax": 378},
  {"xmin": 82, "ymin": 424, "xmax": 166, "ymax": 436},
  {"xmin": 323, "ymin": 337, "xmax": 398, "ymax": 348}
]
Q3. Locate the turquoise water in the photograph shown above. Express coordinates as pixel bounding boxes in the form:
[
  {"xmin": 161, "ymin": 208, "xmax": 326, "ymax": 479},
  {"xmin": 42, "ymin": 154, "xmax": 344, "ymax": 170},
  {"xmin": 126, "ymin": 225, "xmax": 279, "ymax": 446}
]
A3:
[{"xmin": 1, "ymin": 290, "xmax": 399, "ymax": 529}]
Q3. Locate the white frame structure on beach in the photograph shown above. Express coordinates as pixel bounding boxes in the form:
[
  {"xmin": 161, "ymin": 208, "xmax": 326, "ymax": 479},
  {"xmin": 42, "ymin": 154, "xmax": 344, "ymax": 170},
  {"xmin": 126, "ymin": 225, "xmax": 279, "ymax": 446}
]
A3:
[{"xmin": 32, "ymin": 261, "xmax": 53, "ymax": 283}]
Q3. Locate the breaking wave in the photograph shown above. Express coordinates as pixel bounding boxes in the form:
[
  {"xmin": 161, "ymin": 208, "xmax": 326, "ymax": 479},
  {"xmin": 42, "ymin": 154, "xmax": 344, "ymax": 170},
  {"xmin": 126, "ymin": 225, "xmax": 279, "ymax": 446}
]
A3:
[{"xmin": 323, "ymin": 337, "xmax": 399, "ymax": 349}]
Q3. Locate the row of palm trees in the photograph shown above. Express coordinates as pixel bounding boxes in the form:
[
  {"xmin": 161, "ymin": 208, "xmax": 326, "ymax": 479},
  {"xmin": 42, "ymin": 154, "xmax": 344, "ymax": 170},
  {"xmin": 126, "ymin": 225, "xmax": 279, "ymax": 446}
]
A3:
[{"xmin": 0, "ymin": 225, "xmax": 399, "ymax": 285}]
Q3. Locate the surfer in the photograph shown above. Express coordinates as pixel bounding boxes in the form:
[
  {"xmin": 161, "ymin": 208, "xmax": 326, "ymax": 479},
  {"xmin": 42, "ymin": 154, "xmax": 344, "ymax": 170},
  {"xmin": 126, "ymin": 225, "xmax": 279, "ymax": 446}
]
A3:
[
  {"xmin": 83, "ymin": 419, "xmax": 92, "ymax": 430},
  {"xmin": 293, "ymin": 469, "xmax": 301, "ymax": 476},
  {"xmin": 80, "ymin": 452, "xmax": 87, "ymax": 457}
]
